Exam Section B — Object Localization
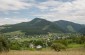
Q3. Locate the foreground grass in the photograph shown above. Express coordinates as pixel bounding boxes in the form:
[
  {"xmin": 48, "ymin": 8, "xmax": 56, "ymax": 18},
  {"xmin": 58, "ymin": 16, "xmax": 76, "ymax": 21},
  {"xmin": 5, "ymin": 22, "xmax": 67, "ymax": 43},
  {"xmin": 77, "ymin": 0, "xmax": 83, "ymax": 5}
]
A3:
[
  {"xmin": 0, "ymin": 48, "xmax": 85, "ymax": 55},
  {"xmin": 68, "ymin": 43, "xmax": 84, "ymax": 48}
]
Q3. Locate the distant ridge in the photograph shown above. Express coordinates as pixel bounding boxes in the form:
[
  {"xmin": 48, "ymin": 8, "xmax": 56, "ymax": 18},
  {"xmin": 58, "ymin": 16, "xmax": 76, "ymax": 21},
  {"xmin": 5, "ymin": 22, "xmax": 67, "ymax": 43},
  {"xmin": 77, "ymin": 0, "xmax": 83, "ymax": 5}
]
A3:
[{"xmin": 54, "ymin": 20, "xmax": 85, "ymax": 33}]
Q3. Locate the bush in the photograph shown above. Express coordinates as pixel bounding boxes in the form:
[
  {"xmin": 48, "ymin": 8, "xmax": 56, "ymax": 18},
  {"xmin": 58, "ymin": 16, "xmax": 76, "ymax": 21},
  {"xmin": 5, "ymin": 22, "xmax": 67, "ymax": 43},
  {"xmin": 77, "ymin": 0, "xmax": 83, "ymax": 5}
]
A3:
[
  {"xmin": 0, "ymin": 36, "xmax": 10, "ymax": 52},
  {"xmin": 10, "ymin": 41, "xmax": 21, "ymax": 50},
  {"xmin": 52, "ymin": 40, "xmax": 69, "ymax": 47},
  {"xmin": 32, "ymin": 40, "xmax": 45, "ymax": 47},
  {"xmin": 51, "ymin": 43, "xmax": 66, "ymax": 51}
]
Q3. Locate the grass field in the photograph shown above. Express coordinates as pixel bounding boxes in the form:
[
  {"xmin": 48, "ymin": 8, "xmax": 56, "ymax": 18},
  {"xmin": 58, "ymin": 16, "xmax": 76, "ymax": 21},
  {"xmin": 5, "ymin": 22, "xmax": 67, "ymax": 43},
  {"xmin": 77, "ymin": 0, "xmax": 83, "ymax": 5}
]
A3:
[{"xmin": 0, "ymin": 48, "xmax": 85, "ymax": 55}]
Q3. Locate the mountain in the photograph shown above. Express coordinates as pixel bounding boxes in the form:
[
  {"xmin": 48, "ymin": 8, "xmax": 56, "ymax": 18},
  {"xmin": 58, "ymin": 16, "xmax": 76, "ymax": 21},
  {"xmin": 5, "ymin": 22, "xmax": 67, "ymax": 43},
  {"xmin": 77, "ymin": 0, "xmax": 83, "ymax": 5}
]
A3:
[
  {"xmin": 54, "ymin": 20, "xmax": 85, "ymax": 33},
  {"xmin": 0, "ymin": 18, "xmax": 85, "ymax": 35},
  {"xmin": 79, "ymin": 27, "xmax": 85, "ymax": 34},
  {"xmin": 0, "ymin": 18, "xmax": 65, "ymax": 35}
]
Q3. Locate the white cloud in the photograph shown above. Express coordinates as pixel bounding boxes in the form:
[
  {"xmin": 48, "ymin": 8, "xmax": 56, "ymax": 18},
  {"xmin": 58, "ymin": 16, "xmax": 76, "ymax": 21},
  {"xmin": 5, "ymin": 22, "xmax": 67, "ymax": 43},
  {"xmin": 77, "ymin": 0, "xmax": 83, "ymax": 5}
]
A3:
[
  {"xmin": 36, "ymin": 0, "xmax": 85, "ymax": 13},
  {"xmin": 0, "ymin": 0, "xmax": 85, "ymax": 24},
  {"xmin": 36, "ymin": 0, "xmax": 62, "ymax": 10},
  {"xmin": 34, "ymin": 12, "xmax": 85, "ymax": 24},
  {"xmin": 0, "ymin": 0, "xmax": 32, "ymax": 11},
  {"xmin": 33, "ymin": 0, "xmax": 85, "ymax": 24},
  {"xmin": 0, "ymin": 18, "xmax": 32, "ymax": 25}
]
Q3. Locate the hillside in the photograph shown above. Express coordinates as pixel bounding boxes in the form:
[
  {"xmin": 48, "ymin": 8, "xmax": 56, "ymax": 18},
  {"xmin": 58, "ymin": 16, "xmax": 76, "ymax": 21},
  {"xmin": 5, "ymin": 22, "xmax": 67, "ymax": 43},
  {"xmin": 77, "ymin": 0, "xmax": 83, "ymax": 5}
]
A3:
[
  {"xmin": 0, "ymin": 18, "xmax": 85, "ymax": 35},
  {"xmin": 0, "ymin": 18, "xmax": 65, "ymax": 35},
  {"xmin": 79, "ymin": 27, "xmax": 85, "ymax": 34},
  {"xmin": 54, "ymin": 20, "xmax": 85, "ymax": 33}
]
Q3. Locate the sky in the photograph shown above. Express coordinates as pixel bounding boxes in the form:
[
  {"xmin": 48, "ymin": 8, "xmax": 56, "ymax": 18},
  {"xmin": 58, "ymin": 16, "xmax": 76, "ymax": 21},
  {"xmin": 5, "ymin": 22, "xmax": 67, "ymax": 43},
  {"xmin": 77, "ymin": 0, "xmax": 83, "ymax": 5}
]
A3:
[{"xmin": 0, "ymin": 0, "xmax": 85, "ymax": 25}]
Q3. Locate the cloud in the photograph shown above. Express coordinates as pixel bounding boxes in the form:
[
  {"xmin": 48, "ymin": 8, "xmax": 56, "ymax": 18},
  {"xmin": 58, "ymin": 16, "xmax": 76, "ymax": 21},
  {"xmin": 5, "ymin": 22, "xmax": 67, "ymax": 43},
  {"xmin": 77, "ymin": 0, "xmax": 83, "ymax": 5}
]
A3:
[
  {"xmin": 0, "ymin": 0, "xmax": 33, "ymax": 11},
  {"xmin": 34, "ymin": 13, "xmax": 85, "ymax": 24},
  {"xmin": 36, "ymin": 0, "xmax": 85, "ymax": 13},
  {"xmin": 0, "ymin": 0, "xmax": 85, "ymax": 25},
  {"xmin": 35, "ymin": 0, "xmax": 61, "ymax": 10},
  {"xmin": 33, "ymin": 0, "xmax": 85, "ymax": 24},
  {"xmin": 0, "ymin": 18, "xmax": 32, "ymax": 25}
]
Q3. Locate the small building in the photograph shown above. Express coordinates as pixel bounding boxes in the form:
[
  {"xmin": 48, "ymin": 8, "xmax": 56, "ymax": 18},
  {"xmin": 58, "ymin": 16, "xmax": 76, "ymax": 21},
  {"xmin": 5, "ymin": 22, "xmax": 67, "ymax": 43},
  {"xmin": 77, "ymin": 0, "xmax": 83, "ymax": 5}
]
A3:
[
  {"xmin": 29, "ymin": 43, "xmax": 35, "ymax": 48},
  {"xmin": 36, "ymin": 45, "xmax": 42, "ymax": 50}
]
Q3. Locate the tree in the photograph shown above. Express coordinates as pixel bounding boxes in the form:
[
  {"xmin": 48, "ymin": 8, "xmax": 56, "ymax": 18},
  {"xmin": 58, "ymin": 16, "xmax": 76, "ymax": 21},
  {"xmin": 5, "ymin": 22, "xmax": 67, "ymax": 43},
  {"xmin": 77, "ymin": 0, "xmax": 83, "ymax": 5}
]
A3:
[
  {"xmin": 51, "ymin": 43, "xmax": 66, "ymax": 51},
  {"xmin": 10, "ymin": 41, "xmax": 21, "ymax": 50},
  {"xmin": 52, "ymin": 40, "xmax": 69, "ymax": 47},
  {"xmin": 0, "ymin": 36, "xmax": 10, "ymax": 52}
]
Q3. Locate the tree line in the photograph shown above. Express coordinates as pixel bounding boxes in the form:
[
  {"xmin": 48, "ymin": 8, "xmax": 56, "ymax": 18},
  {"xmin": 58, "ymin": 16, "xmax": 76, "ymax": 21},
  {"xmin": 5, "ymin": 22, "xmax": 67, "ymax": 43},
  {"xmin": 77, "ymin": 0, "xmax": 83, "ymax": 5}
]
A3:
[{"xmin": 0, "ymin": 33, "xmax": 85, "ymax": 52}]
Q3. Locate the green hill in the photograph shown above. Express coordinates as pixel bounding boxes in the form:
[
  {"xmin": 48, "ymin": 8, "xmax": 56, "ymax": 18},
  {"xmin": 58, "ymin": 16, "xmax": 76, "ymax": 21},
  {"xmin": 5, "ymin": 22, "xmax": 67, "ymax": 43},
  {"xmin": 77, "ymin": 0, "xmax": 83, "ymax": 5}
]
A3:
[
  {"xmin": 0, "ymin": 18, "xmax": 65, "ymax": 35},
  {"xmin": 0, "ymin": 18, "xmax": 85, "ymax": 35},
  {"xmin": 54, "ymin": 20, "xmax": 85, "ymax": 33}
]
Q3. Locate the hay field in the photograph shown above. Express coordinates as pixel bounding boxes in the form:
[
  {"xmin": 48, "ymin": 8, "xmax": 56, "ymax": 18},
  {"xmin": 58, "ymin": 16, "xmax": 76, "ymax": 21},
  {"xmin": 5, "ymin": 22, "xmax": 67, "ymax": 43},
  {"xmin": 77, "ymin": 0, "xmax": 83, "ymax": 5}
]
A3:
[{"xmin": 0, "ymin": 48, "xmax": 85, "ymax": 55}]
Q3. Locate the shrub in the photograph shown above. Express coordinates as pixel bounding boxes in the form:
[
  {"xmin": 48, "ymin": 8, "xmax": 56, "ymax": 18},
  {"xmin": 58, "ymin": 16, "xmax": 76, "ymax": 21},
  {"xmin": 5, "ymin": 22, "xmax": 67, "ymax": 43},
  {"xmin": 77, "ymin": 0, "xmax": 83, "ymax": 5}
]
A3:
[
  {"xmin": 51, "ymin": 43, "xmax": 66, "ymax": 51},
  {"xmin": 0, "ymin": 36, "xmax": 10, "ymax": 52},
  {"xmin": 10, "ymin": 41, "xmax": 21, "ymax": 50},
  {"xmin": 52, "ymin": 40, "xmax": 69, "ymax": 47}
]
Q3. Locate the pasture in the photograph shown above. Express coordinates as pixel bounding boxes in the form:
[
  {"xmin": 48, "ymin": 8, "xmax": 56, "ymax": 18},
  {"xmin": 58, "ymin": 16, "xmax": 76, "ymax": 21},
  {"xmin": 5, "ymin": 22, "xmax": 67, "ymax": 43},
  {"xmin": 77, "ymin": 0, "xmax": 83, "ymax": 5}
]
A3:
[{"xmin": 0, "ymin": 48, "xmax": 85, "ymax": 55}]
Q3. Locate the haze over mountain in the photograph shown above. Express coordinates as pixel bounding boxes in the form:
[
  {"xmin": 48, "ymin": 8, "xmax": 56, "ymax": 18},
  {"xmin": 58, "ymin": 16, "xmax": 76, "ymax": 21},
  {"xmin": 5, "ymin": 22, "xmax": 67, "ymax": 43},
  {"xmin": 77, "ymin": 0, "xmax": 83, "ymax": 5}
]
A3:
[{"xmin": 0, "ymin": 18, "xmax": 85, "ymax": 35}]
